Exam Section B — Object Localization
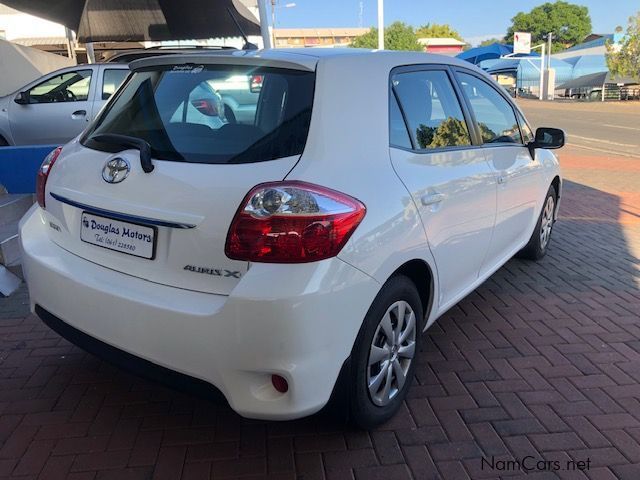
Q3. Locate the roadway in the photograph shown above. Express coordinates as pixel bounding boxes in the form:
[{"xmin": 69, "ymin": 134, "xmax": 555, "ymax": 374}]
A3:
[{"xmin": 518, "ymin": 99, "xmax": 640, "ymax": 158}]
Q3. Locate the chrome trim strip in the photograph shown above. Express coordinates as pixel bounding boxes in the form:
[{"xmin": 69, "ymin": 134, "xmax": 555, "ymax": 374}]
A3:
[{"xmin": 49, "ymin": 192, "xmax": 197, "ymax": 229}]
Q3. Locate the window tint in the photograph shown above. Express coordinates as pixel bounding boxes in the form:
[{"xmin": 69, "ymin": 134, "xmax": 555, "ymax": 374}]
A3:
[
  {"xmin": 458, "ymin": 73, "xmax": 523, "ymax": 145},
  {"xmin": 102, "ymin": 69, "xmax": 129, "ymax": 100},
  {"xmin": 517, "ymin": 111, "xmax": 534, "ymax": 143},
  {"xmin": 28, "ymin": 70, "xmax": 92, "ymax": 103},
  {"xmin": 389, "ymin": 93, "xmax": 411, "ymax": 149},
  {"xmin": 392, "ymin": 70, "xmax": 471, "ymax": 150},
  {"xmin": 82, "ymin": 65, "xmax": 315, "ymax": 165}
]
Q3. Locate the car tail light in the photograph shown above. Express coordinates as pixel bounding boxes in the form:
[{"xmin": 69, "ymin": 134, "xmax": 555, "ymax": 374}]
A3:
[
  {"xmin": 225, "ymin": 181, "xmax": 366, "ymax": 263},
  {"xmin": 36, "ymin": 146, "xmax": 62, "ymax": 209},
  {"xmin": 191, "ymin": 98, "xmax": 218, "ymax": 116},
  {"xmin": 250, "ymin": 75, "xmax": 263, "ymax": 93}
]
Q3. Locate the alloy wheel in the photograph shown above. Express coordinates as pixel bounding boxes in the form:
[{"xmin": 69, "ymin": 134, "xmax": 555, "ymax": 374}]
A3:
[
  {"xmin": 367, "ymin": 300, "xmax": 417, "ymax": 406},
  {"xmin": 540, "ymin": 195, "xmax": 555, "ymax": 250}
]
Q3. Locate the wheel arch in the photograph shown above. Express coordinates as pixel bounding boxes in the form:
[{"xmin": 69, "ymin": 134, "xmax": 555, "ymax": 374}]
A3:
[
  {"xmin": 551, "ymin": 175, "xmax": 561, "ymax": 197},
  {"xmin": 390, "ymin": 259, "xmax": 435, "ymax": 327},
  {"xmin": 551, "ymin": 175, "xmax": 561, "ymax": 220}
]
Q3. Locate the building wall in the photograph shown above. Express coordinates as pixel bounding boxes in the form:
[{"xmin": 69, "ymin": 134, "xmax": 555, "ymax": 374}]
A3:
[
  {"xmin": 0, "ymin": 39, "xmax": 74, "ymax": 97},
  {"xmin": 425, "ymin": 45, "xmax": 465, "ymax": 54},
  {"xmin": 0, "ymin": 5, "xmax": 65, "ymax": 41},
  {"xmin": 274, "ymin": 28, "xmax": 369, "ymax": 48}
]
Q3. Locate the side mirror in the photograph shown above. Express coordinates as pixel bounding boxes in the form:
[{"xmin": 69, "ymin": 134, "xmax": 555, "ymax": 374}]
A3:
[
  {"xmin": 14, "ymin": 91, "xmax": 29, "ymax": 105},
  {"xmin": 528, "ymin": 127, "xmax": 565, "ymax": 158}
]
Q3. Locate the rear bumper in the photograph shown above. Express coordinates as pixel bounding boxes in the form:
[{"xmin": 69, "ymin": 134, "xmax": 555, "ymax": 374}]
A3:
[{"xmin": 20, "ymin": 206, "xmax": 380, "ymax": 420}]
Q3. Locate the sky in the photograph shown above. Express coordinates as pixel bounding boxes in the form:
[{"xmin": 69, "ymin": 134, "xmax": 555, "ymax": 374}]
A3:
[{"xmin": 273, "ymin": 0, "xmax": 638, "ymax": 45}]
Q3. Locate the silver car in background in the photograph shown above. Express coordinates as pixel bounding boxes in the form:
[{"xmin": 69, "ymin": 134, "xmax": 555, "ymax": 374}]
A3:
[{"xmin": 0, "ymin": 63, "xmax": 129, "ymax": 146}]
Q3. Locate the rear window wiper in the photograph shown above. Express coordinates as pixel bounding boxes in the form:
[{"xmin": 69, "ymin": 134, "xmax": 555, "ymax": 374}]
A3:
[{"xmin": 90, "ymin": 133, "xmax": 154, "ymax": 173}]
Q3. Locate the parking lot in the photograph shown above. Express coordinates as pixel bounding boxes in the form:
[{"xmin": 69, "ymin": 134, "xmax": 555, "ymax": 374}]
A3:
[{"xmin": 1, "ymin": 100, "xmax": 639, "ymax": 479}]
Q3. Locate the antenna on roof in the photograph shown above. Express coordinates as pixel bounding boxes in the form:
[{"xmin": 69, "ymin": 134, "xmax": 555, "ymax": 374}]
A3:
[{"xmin": 226, "ymin": 7, "xmax": 259, "ymax": 50}]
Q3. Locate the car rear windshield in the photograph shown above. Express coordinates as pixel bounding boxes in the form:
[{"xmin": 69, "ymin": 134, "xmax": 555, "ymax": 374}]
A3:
[{"xmin": 82, "ymin": 64, "xmax": 315, "ymax": 164}]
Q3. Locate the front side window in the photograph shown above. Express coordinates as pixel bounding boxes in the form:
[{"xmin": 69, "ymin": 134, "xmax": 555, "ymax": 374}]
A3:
[
  {"xmin": 392, "ymin": 70, "xmax": 471, "ymax": 150},
  {"xmin": 517, "ymin": 111, "xmax": 534, "ymax": 144},
  {"xmin": 82, "ymin": 65, "xmax": 315, "ymax": 165},
  {"xmin": 28, "ymin": 70, "xmax": 92, "ymax": 103},
  {"xmin": 102, "ymin": 69, "xmax": 129, "ymax": 100},
  {"xmin": 458, "ymin": 73, "xmax": 523, "ymax": 145}
]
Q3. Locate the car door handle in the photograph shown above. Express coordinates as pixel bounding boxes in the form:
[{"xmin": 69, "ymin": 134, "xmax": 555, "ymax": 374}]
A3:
[
  {"xmin": 71, "ymin": 110, "xmax": 87, "ymax": 119},
  {"xmin": 421, "ymin": 193, "xmax": 446, "ymax": 206}
]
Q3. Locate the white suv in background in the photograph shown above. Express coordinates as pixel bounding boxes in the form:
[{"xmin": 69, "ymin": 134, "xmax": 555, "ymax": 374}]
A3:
[{"xmin": 20, "ymin": 49, "xmax": 563, "ymax": 428}]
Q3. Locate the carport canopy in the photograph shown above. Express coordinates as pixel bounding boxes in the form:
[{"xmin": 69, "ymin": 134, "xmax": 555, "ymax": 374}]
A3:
[
  {"xmin": 457, "ymin": 42, "xmax": 539, "ymax": 65},
  {"xmin": 2, "ymin": 0, "xmax": 261, "ymax": 43},
  {"xmin": 558, "ymin": 71, "xmax": 639, "ymax": 90}
]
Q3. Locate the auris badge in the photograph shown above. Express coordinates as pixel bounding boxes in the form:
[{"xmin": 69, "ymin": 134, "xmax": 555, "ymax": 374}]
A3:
[{"xmin": 102, "ymin": 157, "xmax": 130, "ymax": 184}]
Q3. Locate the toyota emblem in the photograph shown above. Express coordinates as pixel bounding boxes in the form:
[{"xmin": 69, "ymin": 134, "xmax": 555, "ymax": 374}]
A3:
[{"xmin": 102, "ymin": 157, "xmax": 130, "ymax": 184}]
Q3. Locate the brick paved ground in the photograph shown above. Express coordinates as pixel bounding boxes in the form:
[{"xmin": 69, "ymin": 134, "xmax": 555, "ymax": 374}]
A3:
[{"xmin": 1, "ymin": 144, "xmax": 639, "ymax": 480}]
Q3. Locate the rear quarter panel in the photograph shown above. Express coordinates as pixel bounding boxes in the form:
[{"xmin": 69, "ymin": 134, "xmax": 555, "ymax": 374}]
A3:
[{"xmin": 285, "ymin": 54, "xmax": 440, "ymax": 327}]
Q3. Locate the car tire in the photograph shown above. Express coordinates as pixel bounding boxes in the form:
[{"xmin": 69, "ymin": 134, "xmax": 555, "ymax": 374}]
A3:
[
  {"xmin": 348, "ymin": 275, "xmax": 424, "ymax": 429},
  {"xmin": 518, "ymin": 185, "xmax": 557, "ymax": 261},
  {"xmin": 224, "ymin": 104, "xmax": 237, "ymax": 124}
]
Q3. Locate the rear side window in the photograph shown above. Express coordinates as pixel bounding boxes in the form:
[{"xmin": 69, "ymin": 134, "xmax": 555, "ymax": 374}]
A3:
[
  {"xmin": 389, "ymin": 94, "xmax": 412, "ymax": 149},
  {"xmin": 102, "ymin": 69, "xmax": 129, "ymax": 100},
  {"xmin": 82, "ymin": 65, "xmax": 315, "ymax": 165},
  {"xmin": 457, "ymin": 73, "xmax": 523, "ymax": 145},
  {"xmin": 392, "ymin": 70, "xmax": 471, "ymax": 150}
]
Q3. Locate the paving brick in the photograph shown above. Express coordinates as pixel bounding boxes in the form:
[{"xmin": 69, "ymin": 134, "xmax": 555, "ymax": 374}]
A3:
[
  {"xmin": 528, "ymin": 432, "xmax": 586, "ymax": 452},
  {"xmin": 54, "ymin": 436, "xmax": 109, "ymax": 456},
  {"xmin": 1, "ymin": 142, "xmax": 640, "ymax": 479},
  {"xmin": 71, "ymin": 450, "xmax": 130, "ymax": 472},
  {"xmin": 185, "ymin": 442, "xmax": 237, "ymax": 462},
  {"xmin": 370, "ymin": 431, "xmax": 403, "ymax": 465},
  {"xmin": 493, "ymin": 418, "xmax": 546, "ymax": 436},
  {"xmin": 401, "ymin": 445, "xmax": 439, "ymax": 480},
  {"xmin": 589, "ymin": 413, "xmax": 640, "ymax": 430},
  {"xmin": 354, "ymin": 464, "xmax": 411, "ymax": 480},
  {"xmin": 12, "ymin": 439, "xmax": 54, "ymax": 476},
  {"xmin": 294, "ymin": 452, "xmax": 324, "ymax": 480},
  {"xmin": 429, "ymin": 441, "xmax": 483, "ymax": 461},
  {"xmin": 152, "ymin": 446, "xmax": 186, "ymax": 480},
  {"xmin": 324, "ymin": 449, "xmax": 378, "ymax": 471}
]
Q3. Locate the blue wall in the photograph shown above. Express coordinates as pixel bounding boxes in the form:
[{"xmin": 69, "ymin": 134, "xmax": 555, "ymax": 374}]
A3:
[{"xmin": 0, "ymin": 145, "xmax": 55, "ymax": 194}]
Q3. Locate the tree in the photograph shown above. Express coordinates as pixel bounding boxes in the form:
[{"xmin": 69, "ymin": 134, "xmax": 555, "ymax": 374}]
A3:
[
  {"xmin": 504, "ymin": 1, "xmax": 592, "ymax": 52},
  {"xmin": 606, "ymin": 12, "xmax": 640, "ymax": 81},
  {"xmin": 351, "ymin": 22, "xmax": 422, "ymax": 51},
  {"xmin": 480, "ymin": 38, "xmax": 504, "ymax": 47},
  {"xmin": 416, "ymin": 118, "xmax": 470, "ymax": 149},
  {"xmin": 415, "ymin": 23, "xmax": 464, "ymax": 42}
]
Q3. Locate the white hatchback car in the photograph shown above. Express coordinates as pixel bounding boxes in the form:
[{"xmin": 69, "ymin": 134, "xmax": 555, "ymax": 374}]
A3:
[{"xmin": 20, "ymin": 49, "xmax": 564, "ymax": 428}]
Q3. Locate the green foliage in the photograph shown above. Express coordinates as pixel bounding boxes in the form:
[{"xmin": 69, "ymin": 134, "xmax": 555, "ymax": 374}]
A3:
[
  {"xmin": 479, "ymin": 38, "xmax": 504, "ymax": 47},
  {"xmin": 479, "ymin": 123, "xmax": 497, "ymax": 143},
  {"xmin": 416, "ymin": 118, "xmax": 470, "ymax": 149},
  {"xmin": 504, "ymin": 1, "xmax": 592, "ymax": 52},
  {"xmin": 415, "ymin": 23, "xmax": 464, "ymax": 42},
  {"xmin": 606, "ymin": 12, "xmax": 640, "ymax": 81},
  {"xmin": 350, "ymin": 22, "xmax": 422, "ymax": 51}
]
